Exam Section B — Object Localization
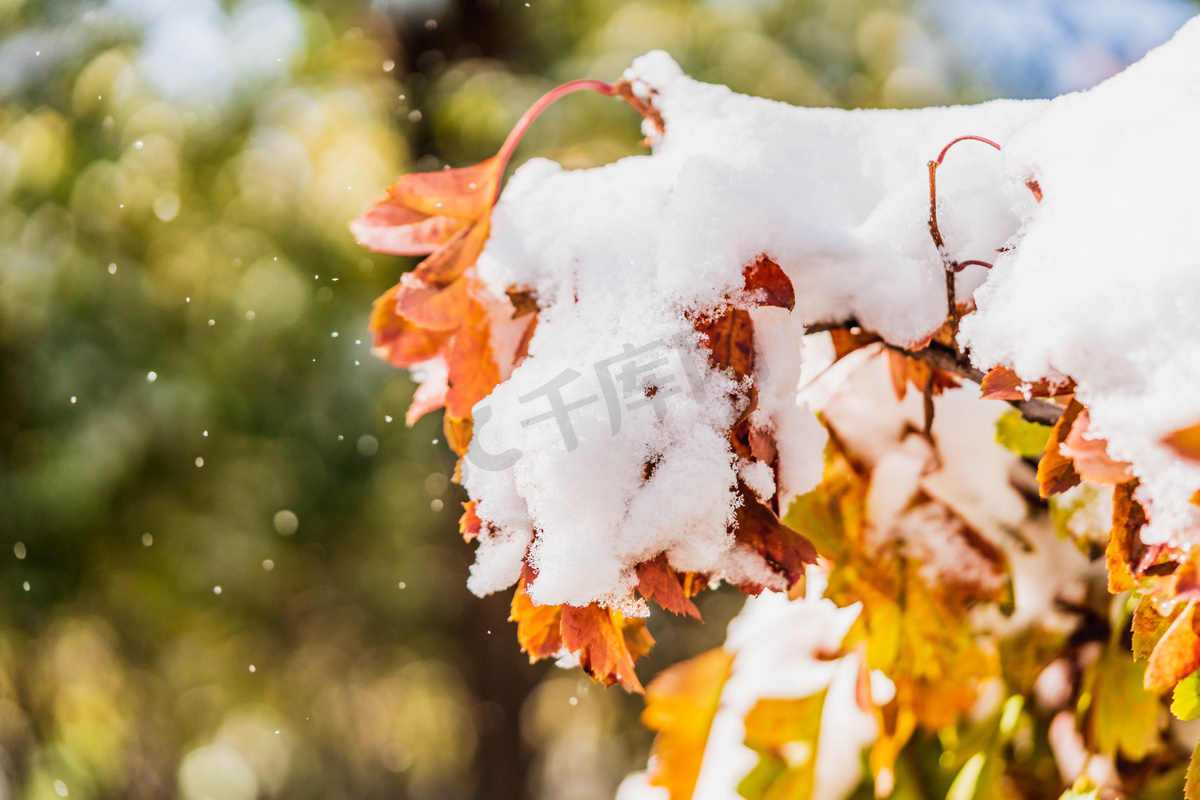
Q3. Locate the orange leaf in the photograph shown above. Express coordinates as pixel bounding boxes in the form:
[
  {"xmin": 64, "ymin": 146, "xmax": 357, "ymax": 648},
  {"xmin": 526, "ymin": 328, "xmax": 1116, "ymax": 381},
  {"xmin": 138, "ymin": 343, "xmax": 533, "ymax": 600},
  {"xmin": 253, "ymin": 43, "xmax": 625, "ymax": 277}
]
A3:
[
  {"xmin": 636, "ymin": 554, "xmax": 702, "ymax": 619},
  {"xmin": 386, "ymin": 157, "xmax": 501, "ymax": 220},
  {"xmin": 395, "ymin": 275, "xmax": 472, "ymax": 332},
  {"xmin": 1036, "ymin": 397, "xmax": 1084, "ymax": 498},
  {"xmin": 1165, "ymin": 423, "xmax": 1200, "ymax": 463},
  {"xmin": 741, "ymin": 254, "xmax": 795, "ymax": 311},
  {"xmin": 734, "ymin": 480, "xmax": 817, "ymax": 590},
  {"xmin": 370, "ymin": 284, "xmax": 454, "ymax": 367},
  {"xmin": 980, "ymin": 366, "xmax": 1074, "ymax": 401},
  {"xmin": 510, "ymin": 578, "xmax": 563, "ymax": 663},
  {"xmin": 410, "ymin": 219, "xmax": 492, "ymax": 288},
  {"xmin": 696, "ymin": 307, "xmax": 755, "ymax": 377},
  {"xmin": 443, "ymin": 414, "xmax": 473, "ymax": 457},
  {"xmin": 643, "ymin": 647, "xmax": 735, "ymax": 800},
  {"xmin": 828, "ymin": 328, "xmax": 880, "ymax": 361},
  {"xmin": 560, "ymin": 604, "xmax": 653, "ymax": 693},
  {"xmin": 349, "ymin": 196, "xmax": 466, "ymax": 255},
  {"xmin": 460, "ymin": 501, "xmax": 483, "ymax": 542},
  {"xmin": 1061, "ymin": 408, "xmax": 1132, "ymax": 485},
  {"xmin": 1133, "ymin": 594, "xmax": 1179, "ymax": 660},
  {"xmin": 445, "ymin": 300, "xmax": 501, "ymax": 419},
  {"xmin": 1107, "ymin": 480, "xmax": 1147, "ymax": 594},
  {"xmin": 405, "ymin": 363, "xmax": 449, "ymax": 425},
  {"xmin": 1146, "ymin": 599, "xmax": 1200, "ymax": 691}
]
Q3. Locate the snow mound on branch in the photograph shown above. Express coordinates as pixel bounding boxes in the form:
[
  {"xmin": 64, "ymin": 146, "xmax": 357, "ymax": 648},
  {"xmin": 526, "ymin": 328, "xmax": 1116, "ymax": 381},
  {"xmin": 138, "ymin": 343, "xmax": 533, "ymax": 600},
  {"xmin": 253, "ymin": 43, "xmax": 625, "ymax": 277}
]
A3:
[
  {"xmin": 962, "ymin": 16, "xmax": 1200, "ymax": 546},
  {"xmin": 463, "ymin": 53, "xmax": 1046, "ymax": 609}
]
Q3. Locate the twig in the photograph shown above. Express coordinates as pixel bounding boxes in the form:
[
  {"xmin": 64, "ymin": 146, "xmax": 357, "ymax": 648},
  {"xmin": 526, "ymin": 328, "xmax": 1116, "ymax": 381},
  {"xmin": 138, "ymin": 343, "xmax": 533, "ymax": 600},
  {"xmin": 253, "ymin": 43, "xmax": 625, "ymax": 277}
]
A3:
[{"xmin": 802, "ymin": 320, "xmax": 1064, "ymax": 426}]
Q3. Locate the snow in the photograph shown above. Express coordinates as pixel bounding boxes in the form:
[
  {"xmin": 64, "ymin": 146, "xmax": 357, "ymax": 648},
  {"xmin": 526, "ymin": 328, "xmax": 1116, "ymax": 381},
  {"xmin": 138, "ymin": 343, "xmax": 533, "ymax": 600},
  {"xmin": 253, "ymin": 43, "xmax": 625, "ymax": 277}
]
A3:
[
  {"xmin": 464, "ymin": 51, "xmax": 1047, "ymax": 608},
  {"xmin": 962, "ymin": 16, "xmax": 1200, "ymax": 547}
]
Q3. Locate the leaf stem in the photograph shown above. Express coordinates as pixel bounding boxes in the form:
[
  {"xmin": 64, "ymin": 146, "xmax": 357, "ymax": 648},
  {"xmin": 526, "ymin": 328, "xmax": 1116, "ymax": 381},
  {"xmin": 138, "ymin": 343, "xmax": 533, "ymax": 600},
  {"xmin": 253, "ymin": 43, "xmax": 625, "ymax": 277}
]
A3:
[{"xmin": 493, "ymin": 79, "xmax": 616, "ymax": 203}]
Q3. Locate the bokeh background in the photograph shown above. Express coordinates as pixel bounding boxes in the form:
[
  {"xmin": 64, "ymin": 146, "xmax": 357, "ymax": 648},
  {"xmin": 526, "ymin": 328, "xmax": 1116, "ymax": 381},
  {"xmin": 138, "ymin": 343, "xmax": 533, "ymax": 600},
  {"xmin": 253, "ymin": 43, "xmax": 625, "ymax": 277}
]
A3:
[{"xmin": 0, "ymin": 1, "xmax": 1193, "ymax": 799}]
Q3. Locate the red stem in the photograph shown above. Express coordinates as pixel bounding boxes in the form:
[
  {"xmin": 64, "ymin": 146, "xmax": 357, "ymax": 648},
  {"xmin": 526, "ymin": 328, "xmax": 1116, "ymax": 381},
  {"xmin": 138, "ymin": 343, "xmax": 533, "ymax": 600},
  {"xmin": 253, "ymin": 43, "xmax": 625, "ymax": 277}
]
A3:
[
  {"xmin": 953, "ymin": 259, "xmax": 994, "ymax": 273},
  {"xmin": 934, "ymin": 135, "xmax": 1001, "ymax": 166},
  {"xmin": 493, "ymin": 79, "xmax": 615, "ymax": 204}
]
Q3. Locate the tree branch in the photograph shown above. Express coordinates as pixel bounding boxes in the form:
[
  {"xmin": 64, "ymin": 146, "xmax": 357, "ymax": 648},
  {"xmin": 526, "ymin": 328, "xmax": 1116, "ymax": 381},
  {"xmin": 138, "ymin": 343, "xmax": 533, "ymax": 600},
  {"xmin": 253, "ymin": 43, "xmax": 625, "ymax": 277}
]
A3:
[{"xmin": 804, "ymin": 321, "xmax": 1064, "ymax": 426}]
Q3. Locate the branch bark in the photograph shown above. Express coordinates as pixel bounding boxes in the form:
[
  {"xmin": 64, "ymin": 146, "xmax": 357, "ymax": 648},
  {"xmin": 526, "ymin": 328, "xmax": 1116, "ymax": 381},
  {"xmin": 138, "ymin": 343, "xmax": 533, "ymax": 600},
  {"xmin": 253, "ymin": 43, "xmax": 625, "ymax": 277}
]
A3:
[{"xmin": 803, "ymin": 321, "xmax": 1064, "ymax": 426}]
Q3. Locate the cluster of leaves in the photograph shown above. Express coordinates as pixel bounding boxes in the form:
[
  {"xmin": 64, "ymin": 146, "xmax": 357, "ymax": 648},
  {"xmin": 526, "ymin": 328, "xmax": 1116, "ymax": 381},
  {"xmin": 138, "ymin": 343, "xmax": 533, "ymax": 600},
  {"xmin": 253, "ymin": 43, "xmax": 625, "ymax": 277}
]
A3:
[{"xmin": 355, "ymin": 80, "xmax": 1200, "ymax": 800}]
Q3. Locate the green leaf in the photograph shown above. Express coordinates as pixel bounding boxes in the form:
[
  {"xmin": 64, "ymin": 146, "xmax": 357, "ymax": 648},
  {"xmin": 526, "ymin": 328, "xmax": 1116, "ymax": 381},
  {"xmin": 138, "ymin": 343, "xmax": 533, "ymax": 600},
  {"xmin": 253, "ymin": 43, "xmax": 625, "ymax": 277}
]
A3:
[
  {"xmin": 738, "ymin": 692, "xmax": 827, "ymax": 800},
  {"xmin": 1173, "ymin": 670, "xmax": 1200, "ymax": 720},
  {"xmin": 1086, "ymin": 640, "xmax": 1163, "ymax": 760},
  {"xmin": 1058, "ymin": 777, "xmax": 1100, "ymax": 799},
  {"xmin": 1187, "ymin": 739, "xmax": 1200, "ymax": 800},
  {"xmin": 995, "ymin": 408, "xmax": 1052, "ymax": 459}
]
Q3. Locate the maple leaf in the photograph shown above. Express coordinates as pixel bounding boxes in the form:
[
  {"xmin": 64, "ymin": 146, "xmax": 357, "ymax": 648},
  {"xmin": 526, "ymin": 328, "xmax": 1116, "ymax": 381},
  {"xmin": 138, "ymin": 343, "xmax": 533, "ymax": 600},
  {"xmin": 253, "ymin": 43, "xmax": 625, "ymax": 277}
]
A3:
[
  {"xmin": 738, "ymin": 692, "xmax": 827, "ymax": 800},
  {"xmin": 1060, "ymin": 407, "xmax": 1131, "ymax": 484},
  {"xmin": 1036, "ymin": 397, "xmax": 1084, "ymax": 498},
  {"xmin": 733, "ymin": 479, "xmax": 818, "ymax": 591},
  {"xmin": 1133, "ymin": 593, "xmax": 1180, "ymax": 661},
  {"xmin": 351, "ymin": 158, "xmax": 500, "ymax": 288},
  {"xmin": 979, "ymin": 366, "xmax": 1075, "ymax": 401},
  {"xmin": 643, "ymin": 647, "xmax": 734, "ymax": 800},
  {"xmin": 1165, "ymin": 423, "xmax": 1200, "ymax": 463},
  {"xmin": 695, "ymin": 307, "xmax": 755, "ymax": 378},
  {"xmin": 369, "ymin": 283, "xmax": 454, "ymax": 368},
  {"xmin": 510, "ymin": 577, "xmax": 564, "ymax": 663},
  {"xmin": 636, "ymin": 555, "xmax": 702, "ymax": 619},
  {"xmin": 1107, "ymin": 480, "xmax": 1147, "ymax": 593},
  {"xmin": 560, "ymin": 603, "xmax": 654, "ymax": 693},
  {"xmin": 1145, "ymin": 599, "xmax": 1200, "ymax": 691},
  {"xmin": 739, "ymin": 254, "xmax": 795, "ymax": 311},
  {"xmin": 459, "ymin": 500, "xmax": 483, "ymax": 542}
]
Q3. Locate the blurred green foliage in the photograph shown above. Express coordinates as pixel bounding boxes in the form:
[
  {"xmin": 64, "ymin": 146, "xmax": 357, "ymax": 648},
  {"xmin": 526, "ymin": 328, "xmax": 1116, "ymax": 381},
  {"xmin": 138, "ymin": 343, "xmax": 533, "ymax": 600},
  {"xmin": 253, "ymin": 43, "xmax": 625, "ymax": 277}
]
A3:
[{"xmin": 0, "ymin": 0, "xmax": 966, "ymax": 798}]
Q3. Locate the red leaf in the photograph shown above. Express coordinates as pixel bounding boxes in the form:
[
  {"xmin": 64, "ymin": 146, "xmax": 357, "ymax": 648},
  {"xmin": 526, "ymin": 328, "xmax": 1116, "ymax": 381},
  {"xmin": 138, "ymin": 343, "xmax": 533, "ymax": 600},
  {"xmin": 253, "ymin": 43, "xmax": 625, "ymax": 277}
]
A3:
[
  {"xmin": 510, "ymin": 578, "xmax": 564, "ymax": 662},
  {"xmin": 696, "ymin": 308, "xmax": 755, "ymax": 377},
  {"xmin": 460, "ymin": 501, "xmax": 483, "ymax": 542},
  {"xmin": 395, "ymin": 275, "xmax": 472, "ymax": 332},
  {"xmin": 733, "ymin": 479, "xmax": 817, "ymax": 589},
  {"xmin": 561, "ymin": 604, "xmax": 653, "ymax": 693},
  {"xmin": 980, "ymin": 366, "xmax": 1074, "ymax": 401},
  {"xmin": 1146, "ymin": 599, "xmax": 1200, "ymax": 691},
  {"xmin": 369, "ymin": 284, "xmax": 454, "ymax": 367},
  {"xmin": 1061, "ymin": 407, "xmax": 1132, "ymax": 485},
  {"xmin": 349, "ymin": 197, "xmax": 466, "ymax": 255},
  {"xmin": 1036, "ymin": 398, "xmax": 1084, "ymax": 498},
  {"xmin": 386, "ymin": 157, "xmax": 502, "ymax": 220},
  {"xmin": 445, "ymin": 300, "xmax": 501, "ymax": 419},
  {"xmin": 636, "ymin": 555, "xmax": 701, "ymax": 619},
  {"xmin": 740, "ymin": 254, "xmax": 795, "ymax": 311}
]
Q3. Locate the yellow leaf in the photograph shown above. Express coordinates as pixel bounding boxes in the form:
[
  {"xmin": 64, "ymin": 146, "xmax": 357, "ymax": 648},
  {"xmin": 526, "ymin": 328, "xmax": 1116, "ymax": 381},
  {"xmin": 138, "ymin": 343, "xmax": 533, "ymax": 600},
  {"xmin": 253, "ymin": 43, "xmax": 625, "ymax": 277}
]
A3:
[{"xmin": 644, "ymin": 647, "xmax": 735, "ymax": 800}]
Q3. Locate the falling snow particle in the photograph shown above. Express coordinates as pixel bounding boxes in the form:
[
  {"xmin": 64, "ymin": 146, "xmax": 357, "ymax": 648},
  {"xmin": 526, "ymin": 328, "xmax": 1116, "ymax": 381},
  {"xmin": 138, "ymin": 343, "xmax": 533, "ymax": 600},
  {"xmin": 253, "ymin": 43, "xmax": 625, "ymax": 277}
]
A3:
[
  {"xmin": 208, "ymin": 319, "xmax": 215, "ymax": 326},
  {"xmin": 262, "ymin": 559, "xmax": 275, "ymax": 572},
  {"xmin": 331, "ymin": 332, "xmax": 338, "ymax": 338},
  {"xmin": 147, "ymin": 371, "xmax": 157, "ymax": 382},
  {"xmin": 569, "ymin": 697, "xmax": 578, "ymax": 706},
  {"xmin": 107, "ymin": 263, "xmax": 117, "ymax": 274},
  {"xmin": 245, "ymin": 310, "xmax": 256, "ymax": 321},
  {"xmin": 22, "ymin": 582, "xmax": 29, "ymax": 592},
  {"xmin": 249, "ymin": 664, "xmax": 256, "ymax": 673},
  {"xmin": 213, "ymin": 586, "xmax": 222, "ymax": 595},
  {"xmin": 398, "ymin": 581, "xmax": 406, "ymax": 589},
  {"xmin": 70, "ymin": 396, "xmax": 76, "ymax": 404},
  {"xmin": 385, "ymin": 415, "xmax": 393, "ymax": 423},
  {"xmin": 383, "ymin": 59, "xmax": 395, "ymax": 72},
  {"xmin": 142, "ymin": 533, "xmax": 153, "ymax": 546},
  {"xmin": 430, "ymin": 499, "xmax": 444, "ymax": 512},
  {"xmin": 195, "ymin": 457, "xmax": 204, "ymax": 467},
  {"xmin": 54, "ymin": 780, "xmax": 68, "ymax": 798},
  {"xmin": 14, "ymin": 542, "xmax": 26, "ymax": 560},
  {"xmin": 202, "ymin": 430, "xmax": 208, "ymax": 437}
]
